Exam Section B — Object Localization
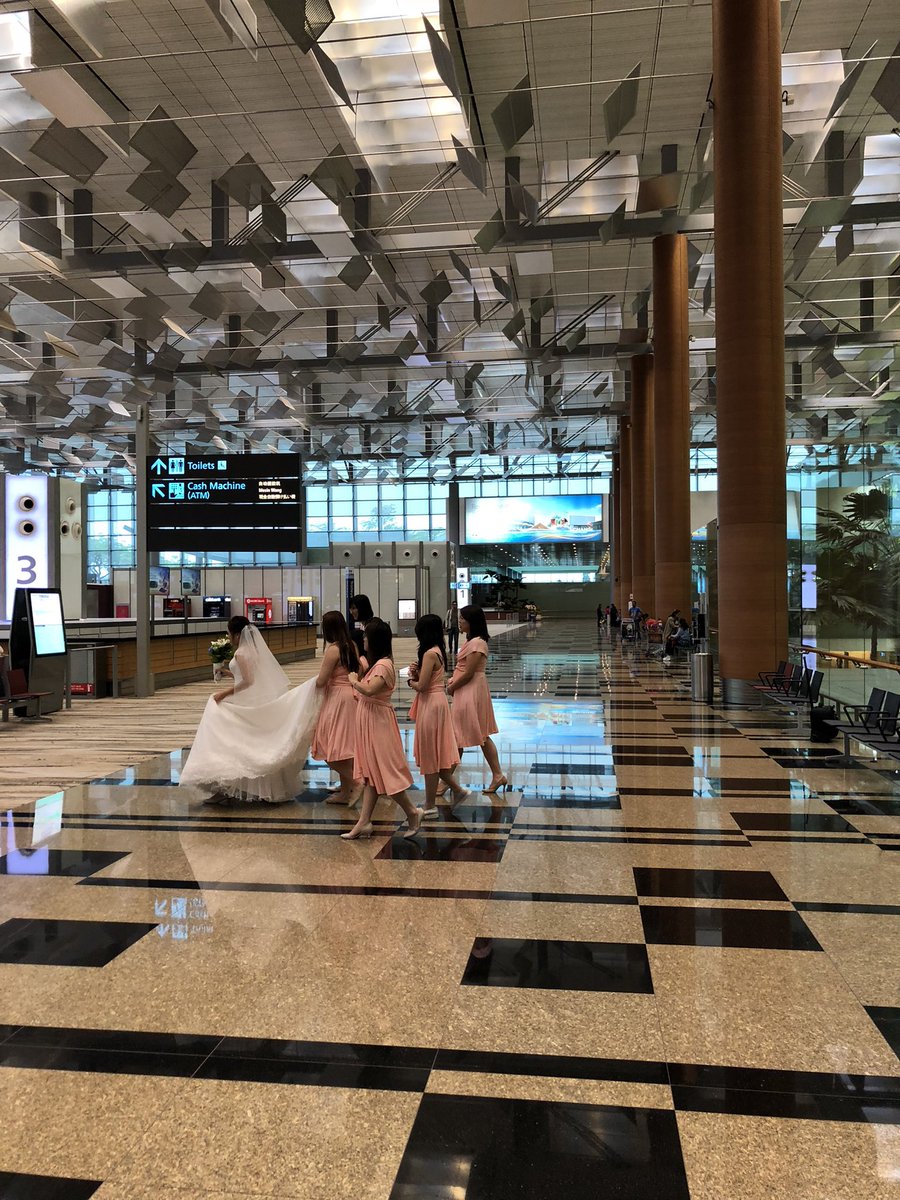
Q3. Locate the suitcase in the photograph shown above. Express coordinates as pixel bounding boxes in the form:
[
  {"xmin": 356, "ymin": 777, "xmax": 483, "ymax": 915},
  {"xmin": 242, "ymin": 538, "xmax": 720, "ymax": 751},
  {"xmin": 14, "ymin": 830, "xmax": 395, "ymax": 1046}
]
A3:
[{"xmin": 810, "ymin": 705, "xmax": 838, "ymax": 742}]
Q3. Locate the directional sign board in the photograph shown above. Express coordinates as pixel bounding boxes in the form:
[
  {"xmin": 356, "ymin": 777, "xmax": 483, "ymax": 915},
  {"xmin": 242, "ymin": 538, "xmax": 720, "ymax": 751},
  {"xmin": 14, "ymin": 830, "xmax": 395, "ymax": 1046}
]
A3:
[{"xmin": 146, "ymin": 454, "xmax": 302, "ymax": 552}]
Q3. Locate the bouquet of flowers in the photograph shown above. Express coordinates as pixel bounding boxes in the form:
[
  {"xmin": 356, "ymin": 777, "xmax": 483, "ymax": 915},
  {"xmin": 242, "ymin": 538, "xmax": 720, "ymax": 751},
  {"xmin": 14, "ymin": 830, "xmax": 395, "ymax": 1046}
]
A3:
[{"xmin": 208, "ymin": 637, "xmax": 233, "ymax": 682}]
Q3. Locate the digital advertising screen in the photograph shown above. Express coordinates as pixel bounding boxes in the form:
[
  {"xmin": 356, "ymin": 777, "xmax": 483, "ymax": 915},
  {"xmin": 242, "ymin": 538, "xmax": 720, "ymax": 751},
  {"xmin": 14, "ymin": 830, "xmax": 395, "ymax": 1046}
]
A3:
[
  {"xmin": 464, "ymin": 495, "xmax": 604, "ymax": 544},
  {"xmin": 398, "ymin": 599, "xmax": 417, "ymax": 621},
  {"xmin": 180, "ymin": 567, "xmax": 201, "ymax": 596},
  {"xmin": 28, "ymin": 589, "xmax": 67, "ymax": 657},
  {"xmin": 149, "ymin": 566, "xmax": 170, "ymax": 595},
  {"xmin": 147, "ymin": 454, "xmax": 302, "ymax": 553}
]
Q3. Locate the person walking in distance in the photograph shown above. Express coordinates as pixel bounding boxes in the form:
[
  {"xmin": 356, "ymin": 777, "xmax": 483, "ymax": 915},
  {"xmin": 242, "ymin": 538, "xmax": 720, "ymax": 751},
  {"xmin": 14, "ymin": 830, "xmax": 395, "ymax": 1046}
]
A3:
[
  {"xmin": 445, "ymin": 601, "xmax": 460, "ymax": 657},
  {"xmin": 447, "ymin": 604, "xmax": 507, "ymax": 793},
  {"xmin": 348, "ymin": 594, "xmax": 374, "ymax": 661},
  {"xmin": 311, "ymin": 611, "xmax": 361, "ymax": 807},
  {"xmin": 408, "ymin": 614, "xmax": 469, "ymax": 817},
  {"xmin": 341, "ymin": 619, "xmax": 422, "ymax": 841}
]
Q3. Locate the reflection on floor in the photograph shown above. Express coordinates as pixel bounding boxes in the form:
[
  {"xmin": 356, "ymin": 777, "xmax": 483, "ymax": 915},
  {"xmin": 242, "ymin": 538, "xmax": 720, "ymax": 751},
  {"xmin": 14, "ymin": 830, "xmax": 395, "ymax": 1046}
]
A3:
[{"xmin": 0, "ymin": 621, "xmax": 898, "ymax": 1198}]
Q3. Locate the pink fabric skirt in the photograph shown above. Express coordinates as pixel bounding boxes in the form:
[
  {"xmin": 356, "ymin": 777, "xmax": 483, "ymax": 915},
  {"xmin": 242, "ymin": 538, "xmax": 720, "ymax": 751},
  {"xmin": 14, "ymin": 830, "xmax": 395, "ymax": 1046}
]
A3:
[
  {"xmin": 354, "ymin": 699, "xmax": 413, "ymax": 795},
  {"xmin": 411, "ymin": 689, "xmax": 460, "ymax": 774},
  {"xmin": 311, "ymin": 683, "xmax": 356, "ymax": 763},
  {"xmin": 451, "ymin": 675, "xmax": 498, "ymax": 748}
]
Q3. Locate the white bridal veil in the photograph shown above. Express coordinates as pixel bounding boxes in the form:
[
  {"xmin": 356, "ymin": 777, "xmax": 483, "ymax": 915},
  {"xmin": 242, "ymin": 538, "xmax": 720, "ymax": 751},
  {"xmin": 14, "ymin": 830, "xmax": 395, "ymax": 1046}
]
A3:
[
  {"xmin": 230, "ymin": 623, "xmax": 291, "ymax": 706},
  {"xmin": 180, "ymin": 624, "xmax": 321, "ymax": 803}
]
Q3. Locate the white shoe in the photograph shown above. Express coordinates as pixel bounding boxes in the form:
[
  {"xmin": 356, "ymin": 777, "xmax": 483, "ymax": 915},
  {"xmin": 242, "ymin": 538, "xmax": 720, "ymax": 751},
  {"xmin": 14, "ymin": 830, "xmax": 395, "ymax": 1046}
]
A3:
[{"xmin": 420, "ymin": 805, "xmax": 438, "ymax": 817}]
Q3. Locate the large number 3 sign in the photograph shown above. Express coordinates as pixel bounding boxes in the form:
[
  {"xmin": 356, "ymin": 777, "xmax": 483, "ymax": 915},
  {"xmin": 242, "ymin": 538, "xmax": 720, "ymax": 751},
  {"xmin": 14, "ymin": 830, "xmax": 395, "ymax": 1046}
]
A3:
[
  {"xmin": 17, "ymin": 555, "xmax": 38, "ymax": 585},
  {"xmin": 4, "ymin": 476, "xmax": 49, "ymax": 619}
]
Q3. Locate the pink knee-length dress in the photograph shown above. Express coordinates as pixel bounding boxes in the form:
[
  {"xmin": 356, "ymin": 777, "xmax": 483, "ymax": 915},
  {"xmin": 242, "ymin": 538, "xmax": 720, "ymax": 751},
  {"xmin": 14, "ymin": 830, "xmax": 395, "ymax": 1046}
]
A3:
[
  {"xmin": 354, "ymin": 659, "xmax": 413, "ymax": 795},
  {"xmin": 410, "ymin": 652, "xmax": 460, "ymax": 774},
  {"xmin": 450, "ymin": 636, "xmax": 498, "ymax": 748},
  {"xmin": 311, "ymin": 661, "xmax": 356, "ymax": 763}
]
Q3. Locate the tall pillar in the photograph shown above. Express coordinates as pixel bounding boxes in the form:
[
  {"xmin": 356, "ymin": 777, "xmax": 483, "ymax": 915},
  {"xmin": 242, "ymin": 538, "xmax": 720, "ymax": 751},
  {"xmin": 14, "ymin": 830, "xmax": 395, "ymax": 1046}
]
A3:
[
  {"xmin": 611, "ymin": 452, "xmax": 622, "ymax": 609},
  {"xmin": 652, "ymin": 234, "xmax": 692, "ymax": 617},
  {"xmin": 619, "ymin": 422, "xmax": 633, "ymax": 606},
  {"xmin": 713, "ymin": 0, "xmax": 787, "ymax": 687},
  {"xmin": 630, "ymin": 354, "xmax": 656, "ymax": 615}
]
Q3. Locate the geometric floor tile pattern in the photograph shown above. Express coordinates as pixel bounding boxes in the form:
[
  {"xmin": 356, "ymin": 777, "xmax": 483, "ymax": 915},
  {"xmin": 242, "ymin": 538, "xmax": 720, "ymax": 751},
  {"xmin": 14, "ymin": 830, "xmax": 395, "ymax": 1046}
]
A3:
[{"xmin": 0, "ymin": 621, "xmax": 898, "ymax": 1197}]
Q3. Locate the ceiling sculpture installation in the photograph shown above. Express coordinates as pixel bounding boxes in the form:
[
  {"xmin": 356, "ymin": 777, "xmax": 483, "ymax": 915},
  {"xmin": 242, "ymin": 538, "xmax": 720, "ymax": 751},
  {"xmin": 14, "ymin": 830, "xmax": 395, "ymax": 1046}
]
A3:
[{"xmin": 0, "ymin": 0, "xmax": 896, "ymax": 484}]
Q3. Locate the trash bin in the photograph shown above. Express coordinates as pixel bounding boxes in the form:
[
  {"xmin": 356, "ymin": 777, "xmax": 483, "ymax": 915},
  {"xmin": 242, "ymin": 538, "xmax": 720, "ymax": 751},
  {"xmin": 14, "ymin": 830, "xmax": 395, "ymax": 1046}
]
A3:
[{"xmin": 691, "ymin": 652, "xmax": 713, "ymax": 702}]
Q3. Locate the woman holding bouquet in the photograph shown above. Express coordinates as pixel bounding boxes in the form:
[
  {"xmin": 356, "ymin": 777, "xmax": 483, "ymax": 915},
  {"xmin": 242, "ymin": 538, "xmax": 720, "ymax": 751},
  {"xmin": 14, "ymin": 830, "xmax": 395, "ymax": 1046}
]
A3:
[
  {"xmin": 180, "ymin": 615, "xmax": 321, "ymax": 804},
  {"xmin": 311, "ymin": 610, "xmax": 361, "ymax": 806}
]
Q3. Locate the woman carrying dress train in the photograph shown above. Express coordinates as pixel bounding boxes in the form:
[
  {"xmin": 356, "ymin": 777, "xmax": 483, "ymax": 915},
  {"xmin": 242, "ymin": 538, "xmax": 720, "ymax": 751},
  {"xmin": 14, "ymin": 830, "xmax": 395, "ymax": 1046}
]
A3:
[
  {"xmin": 447, "ymin": 604, "xmax": 507, "ymax": 793},
  {"xmin": 180, "ymin": 616, "xmax": 321, "ymax": 804},
  {"xmin": 408, "ymin": 614, "xmax": 469, "ymax": 818},
  {"xmin": 312, "ymin": 611, "xmax": 361, "ymax": 806},
  {"xmin": 342, "ymin": 618, "xmax": 422, "ymax": 841}
]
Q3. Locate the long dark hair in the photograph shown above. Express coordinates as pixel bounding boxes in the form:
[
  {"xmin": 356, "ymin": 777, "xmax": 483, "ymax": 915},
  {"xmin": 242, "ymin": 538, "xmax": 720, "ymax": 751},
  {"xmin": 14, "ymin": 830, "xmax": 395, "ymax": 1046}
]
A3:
[
  {"xmin": 228, "ymin": 615, "xmax": 250, "ymax": 638},
  {"xmin": 321, "ymin": 610, "xmax": 359, "ymax": 672},
  {"xmin": 363, "ymin": 618, "xmax": 393, "ymax": 672},
  {"xmin": 415, "ymin": 613, "xmax": 448, "ymax": 670},
  {"xmin": 460, "ymin": 604, "xmax": 490, "ymax": 642},
  {"xmin": 349, "ymin": 594, "xmax": 374, "ymax": 623}
]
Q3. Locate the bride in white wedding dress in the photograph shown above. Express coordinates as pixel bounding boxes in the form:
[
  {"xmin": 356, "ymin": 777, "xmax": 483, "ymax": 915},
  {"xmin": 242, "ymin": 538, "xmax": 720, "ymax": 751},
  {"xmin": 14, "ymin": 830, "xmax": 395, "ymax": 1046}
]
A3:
[{"xmin": 180, "ymin": 616, "xmax": 321, "ymax": 804}]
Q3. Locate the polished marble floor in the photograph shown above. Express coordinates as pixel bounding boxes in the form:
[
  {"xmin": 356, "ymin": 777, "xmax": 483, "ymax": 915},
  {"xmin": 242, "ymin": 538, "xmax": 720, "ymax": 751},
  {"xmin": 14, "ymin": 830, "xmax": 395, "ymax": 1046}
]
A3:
[{"xmin": 1, "ymin": 621, "xmax": 898, "ymax": 1198}]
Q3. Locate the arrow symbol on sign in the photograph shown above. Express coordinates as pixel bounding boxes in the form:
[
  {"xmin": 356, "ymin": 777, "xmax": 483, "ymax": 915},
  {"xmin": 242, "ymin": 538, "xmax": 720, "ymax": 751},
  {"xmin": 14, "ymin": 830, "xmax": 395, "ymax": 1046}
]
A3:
[
  {"xmin": 150, "ymin": 458, "xmax": 167, "ymax": 475},
  {"xmin": 151, "ymin": 483, "xmax": 166, "ymax": 499}
]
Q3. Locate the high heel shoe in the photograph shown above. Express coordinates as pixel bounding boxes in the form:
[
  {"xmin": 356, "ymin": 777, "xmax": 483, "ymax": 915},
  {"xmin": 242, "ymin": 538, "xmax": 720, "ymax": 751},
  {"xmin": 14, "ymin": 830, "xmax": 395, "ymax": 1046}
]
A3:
[
  {"xmin": 346, "ymin": 783, "xmax": 363, "ymax": 809},
  {"xmin": 340, "ymin": 822, "xmax": 373, "ymax": 840},
  {"xmin": 482, "ymin": 776, "xmax": 509, "ymax": 794},
  {"xmin": 403, "ymin": 809, "xmax": 423, "ymax": 839}
]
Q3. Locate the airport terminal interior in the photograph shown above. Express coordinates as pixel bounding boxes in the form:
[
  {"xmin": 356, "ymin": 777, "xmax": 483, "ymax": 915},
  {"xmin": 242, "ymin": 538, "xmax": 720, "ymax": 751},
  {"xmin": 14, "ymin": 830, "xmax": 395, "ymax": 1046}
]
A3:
[{"xmin": 0, "ymin": 0, "xmax": 898, "ymax": 1197}]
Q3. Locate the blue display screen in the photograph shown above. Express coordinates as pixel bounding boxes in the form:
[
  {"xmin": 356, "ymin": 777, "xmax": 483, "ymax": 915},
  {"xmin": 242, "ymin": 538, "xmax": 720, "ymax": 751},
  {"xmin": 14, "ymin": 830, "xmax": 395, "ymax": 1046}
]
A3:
[
  {"xmin": 465, "ymin": 495, "xmax": 604, "ymax": 543},
  {"xmin": 30, "ymin": 590, "xmax": 66, "ymax": 656}
]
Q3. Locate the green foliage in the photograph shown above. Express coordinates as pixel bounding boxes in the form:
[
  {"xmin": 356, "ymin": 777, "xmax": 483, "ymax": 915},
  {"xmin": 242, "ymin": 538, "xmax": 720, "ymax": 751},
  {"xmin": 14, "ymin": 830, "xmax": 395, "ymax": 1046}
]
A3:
[{"xmin": 815, "ymin": 488, "xmax": 900, "ymax": 657}]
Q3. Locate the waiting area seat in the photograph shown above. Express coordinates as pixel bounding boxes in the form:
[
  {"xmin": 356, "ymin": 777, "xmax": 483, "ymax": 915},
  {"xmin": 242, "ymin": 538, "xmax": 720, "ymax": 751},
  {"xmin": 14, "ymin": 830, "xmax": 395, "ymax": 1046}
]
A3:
[
  {"xmin": 758, "ymin": 666, "xmax": 823, "ymax": 711},
  {"xmin": 0, "ymin": 663, "xmax": 53, "ymax": 722},
  {"xmin": 825, "ymin": 688, "xmax": 900, "ymax": 763}
]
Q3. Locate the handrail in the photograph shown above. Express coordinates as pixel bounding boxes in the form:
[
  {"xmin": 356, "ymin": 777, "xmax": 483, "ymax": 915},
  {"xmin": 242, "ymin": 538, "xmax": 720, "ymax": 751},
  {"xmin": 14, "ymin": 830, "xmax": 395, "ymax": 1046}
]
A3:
[{"xmin": 791, "ymin": 642, "xmax": 900, "ymax": 674}]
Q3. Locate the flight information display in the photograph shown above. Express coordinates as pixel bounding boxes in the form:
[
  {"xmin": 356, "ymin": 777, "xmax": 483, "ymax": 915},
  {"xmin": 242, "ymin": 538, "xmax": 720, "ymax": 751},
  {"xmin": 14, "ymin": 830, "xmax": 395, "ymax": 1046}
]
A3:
[{"xmin": 146, "ymin": 454, "xmax": 302, "ymax": 552}]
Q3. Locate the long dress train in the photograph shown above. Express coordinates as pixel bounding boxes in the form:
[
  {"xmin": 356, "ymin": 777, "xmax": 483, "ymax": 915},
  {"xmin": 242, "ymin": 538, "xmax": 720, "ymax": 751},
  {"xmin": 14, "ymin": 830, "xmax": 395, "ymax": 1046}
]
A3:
[{"xmin": 180, "ymin": 625, "xmax": 321, "ymax": 803}]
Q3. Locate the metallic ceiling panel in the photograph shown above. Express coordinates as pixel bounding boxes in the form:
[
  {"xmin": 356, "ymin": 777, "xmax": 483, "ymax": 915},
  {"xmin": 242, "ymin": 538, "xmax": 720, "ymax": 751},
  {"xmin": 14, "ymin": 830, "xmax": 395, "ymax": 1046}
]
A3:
[
  {"xmin": 126, "ymin": 166, "xmax": 190, "ymax": 219},
  {"xmin": 129, "ymin": 106, "xmax": 198, "ymax": 177},
  {"xmin": 12, "ymin": 65, "xmax": 129, "ymax": 128},
  {"xmin": 872, "ymin": 38, "xmax": 900, "ymax": 122},
  {"xmin": 30, "ymin": 119, "xmax": 107, "ymax": 183},
  {"xmin": 491, "ymin": 75, "xmax": 535, "ymax": 152},
  {"xmin": 46, "ymin": 0, "xmax": 110, "ymax": 58},
  {"xmin": 604, "ymin": 63, "xmax": 641, "ymax": 143}
]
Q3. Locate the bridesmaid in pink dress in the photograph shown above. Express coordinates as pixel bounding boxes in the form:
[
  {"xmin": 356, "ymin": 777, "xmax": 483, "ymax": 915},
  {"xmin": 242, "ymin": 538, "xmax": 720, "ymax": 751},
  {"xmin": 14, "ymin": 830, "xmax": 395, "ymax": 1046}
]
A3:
[
  {"xmin": 312, "ymin": 611, "xmax": 361, "ymax": 806},
  {"xmin": 408, "ymin": 614, "xmax": 469, "ymax": 817},
  {"xmin": 342, "ymin": 618, "xmax": 422, "ymax": 841},
  {"xmin": 448, "ymin": 604, "xmax": 508, "ymax": 792}
]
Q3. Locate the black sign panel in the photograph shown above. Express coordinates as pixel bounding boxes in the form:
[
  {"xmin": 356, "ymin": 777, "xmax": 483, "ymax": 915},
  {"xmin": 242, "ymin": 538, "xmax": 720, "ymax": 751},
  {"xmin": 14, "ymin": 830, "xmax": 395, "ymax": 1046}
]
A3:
[{"xmin": 146, "ymin": 454, "xmax": 302, "ymax": 552}]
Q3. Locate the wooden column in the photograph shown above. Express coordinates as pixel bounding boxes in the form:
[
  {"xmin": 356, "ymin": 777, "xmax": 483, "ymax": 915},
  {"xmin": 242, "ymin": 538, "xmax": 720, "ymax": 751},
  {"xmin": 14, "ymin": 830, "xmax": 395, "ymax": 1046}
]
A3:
[
  {"xmin": 619, "ymin": 423, "xmax": 633, "ymax": 606},
  {"xmin": 652, "ymin": 233, "xmax": 693, "ymax": 618},
  {"xmin": 713, "ymin": 0, "xmax": 787, "ymax": 687},
  {"xmin": 629, "ymin": 354, "xmax": 656, "ymax": 615},
  {"xmin": 612, "ymin": 452, "xmax": 622, "ymax": 609}
]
